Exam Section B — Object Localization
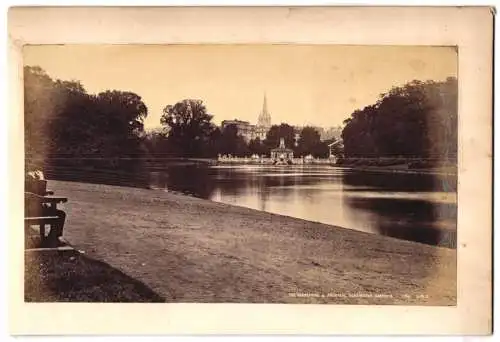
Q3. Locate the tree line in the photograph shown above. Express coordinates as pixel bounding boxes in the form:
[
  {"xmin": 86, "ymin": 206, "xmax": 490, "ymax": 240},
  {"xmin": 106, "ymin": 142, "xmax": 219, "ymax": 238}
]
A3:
[
  {"xmin": 341, "ymin": 77, "xmax": 458, "ymax": 160},
  {"xmin": 25, "ymin": 65, "xmax": 457, "ymax": 182},
  {"xmin": 147, "ymin": 101, "xmax": 335, "ymax": 159},
  {"xmin": 24, "ymin": 66, "xmax": 150, "ymax": 185}
]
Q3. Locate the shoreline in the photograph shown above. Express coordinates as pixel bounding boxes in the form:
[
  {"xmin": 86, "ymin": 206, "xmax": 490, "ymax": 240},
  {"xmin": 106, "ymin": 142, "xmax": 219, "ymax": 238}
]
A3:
[
  {"xmin": 33, "ymin": 180, "xmax": 457, "ymax": 304},
  {"xmin": 151, "ymin": 186, "xmax": 457, "ymax": 249},
  {"xmin": 332, "ymin": 165, "xmax": 457, "ymax": 177},
  {"xmin": 165, "ymin": 158, "xmax": 457, "ymax": 177},
  {"xmin": 44, "ymin": 158, "xmax": 457, "ymax": 178}
]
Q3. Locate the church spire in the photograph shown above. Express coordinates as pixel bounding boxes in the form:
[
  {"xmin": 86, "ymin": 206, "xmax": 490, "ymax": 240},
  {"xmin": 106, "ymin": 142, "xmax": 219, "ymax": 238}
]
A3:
[
  {"xmin": 258, "ymin": 92, "xmax": 271, "ymax": 128},
  {"xmin": 263, "ymin": 92, "xmax": 268, "ymax": 115}
]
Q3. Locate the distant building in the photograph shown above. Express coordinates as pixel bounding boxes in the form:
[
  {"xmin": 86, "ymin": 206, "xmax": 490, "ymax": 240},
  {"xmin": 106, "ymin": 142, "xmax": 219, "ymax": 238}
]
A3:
[
  {"xmin": 292, "ymin": 125, "xmax": 340, "ymax": 143},
  {"xmin": 221, "ymin": 119, "xmax": 255, "ymax": 142},
  {"xmin": 218, "ymin": 94, "xmax": 340, "ymax": 145},
  {"xmin": 220, "ymin": 93, "xmax": 272, "ymax": 142}
]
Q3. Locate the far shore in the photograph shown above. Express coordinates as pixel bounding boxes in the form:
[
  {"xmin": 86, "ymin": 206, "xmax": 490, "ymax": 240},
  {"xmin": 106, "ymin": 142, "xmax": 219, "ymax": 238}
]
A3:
[
  {"xmin": 146, "ymin": 157, "xmax": 457, "ymax": 176},
  {"xmin": 29, "ymin": 180, "xmax": 457, "ymax": 305},
  {"xmin": 332, "ymin": 164, "xmax": 457, "ymax": 176}
]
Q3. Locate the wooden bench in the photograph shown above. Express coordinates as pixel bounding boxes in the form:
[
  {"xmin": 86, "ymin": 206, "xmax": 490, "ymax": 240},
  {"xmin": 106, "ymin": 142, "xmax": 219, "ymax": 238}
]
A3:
[
  {"xmin": 25, "ymin": 192, "xmax": 68, "ymax": 244},
  {"xmin": 25, "ymin": 216, "xmax": 60, "ymax": 240},
  {"xmin": 25, "ymin": 192, "xmax": 67, "ymax": 209}
]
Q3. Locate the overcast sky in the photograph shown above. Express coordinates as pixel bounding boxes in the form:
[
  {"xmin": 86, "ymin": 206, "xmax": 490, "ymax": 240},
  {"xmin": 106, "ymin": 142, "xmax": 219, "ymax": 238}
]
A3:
[{"xmin": 24, "ymin": 44, "xmax": 457, "ymax": 130}]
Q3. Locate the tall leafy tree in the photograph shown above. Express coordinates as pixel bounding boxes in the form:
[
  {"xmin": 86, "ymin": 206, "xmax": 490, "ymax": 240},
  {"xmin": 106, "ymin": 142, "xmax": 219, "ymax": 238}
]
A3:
[
  {"xmin": 297, "ymin": 126, "xmax": 322, "ymax": 157},
  {"xmin": 160, "ymin": 99, "xmax": 216, "ymax": 157},
  {"xmin": 341, "ymin": 78, "xmax": 457, "ymax": 159},
  {"xmin": 248, "ymin": 137, "xmax": 266, "ymax": 156}
]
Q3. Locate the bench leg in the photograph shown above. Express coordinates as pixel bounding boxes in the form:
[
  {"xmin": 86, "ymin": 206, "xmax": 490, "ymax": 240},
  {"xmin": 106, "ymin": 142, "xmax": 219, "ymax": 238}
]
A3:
[
  {"xmin": 46, "ymin": 210, "xmax": 66, "ymax": 242},
  {"xmin": 39, "ymin": 224, "xmax": 46, "ymax": 241}
]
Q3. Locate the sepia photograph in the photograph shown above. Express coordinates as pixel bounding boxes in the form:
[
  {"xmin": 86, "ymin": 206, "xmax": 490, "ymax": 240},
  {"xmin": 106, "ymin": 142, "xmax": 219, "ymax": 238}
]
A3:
[
  {"xmin": 23, "ymin": 44, "xmax": 458, "ymax": 305},
  {"xmin": 8, "ymin": 6, "xmax": 492, "ymax": 336}
]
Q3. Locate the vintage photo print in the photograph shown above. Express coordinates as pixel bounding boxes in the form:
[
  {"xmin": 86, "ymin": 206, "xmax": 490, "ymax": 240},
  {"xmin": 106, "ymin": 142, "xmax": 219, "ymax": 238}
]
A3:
[{"xmin": 8, "ymin": 6, "xmax": 493, "ymax": 335}]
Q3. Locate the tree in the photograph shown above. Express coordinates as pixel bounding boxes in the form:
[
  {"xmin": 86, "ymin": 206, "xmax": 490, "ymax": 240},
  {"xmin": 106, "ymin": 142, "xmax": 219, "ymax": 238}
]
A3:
[
  {"xmin": 95, "ymin": 90, "xmax": 148, "ymax": 135},
  {"xmin": 51, "ymin": 89, "xmax": 148, "ymax": 170},
  {"xmin": 217, "ymin": 124, "xmax": 249, "ymax": 157},
  {"xmin": 297, "ymin": 126, "xmax": 322, "ymax": 157},
  {"xmin": 205, "ymin": 127, "xmax": 223, "ymax": 158},
  {"xmin": 312, "ymin": 141, "xmax": 330, "ymax": 158},
  {"xmin": 143, "ymin": 128, "xmax": 170, "ymax": 159},
  {"xmin": 248, "ymin": 137, "xmax": 266, "ymax": 156},
  {"xmin": 24, "ymin": 66, "xmax": 71, "ymax": 162},
  {"xmin": 341, "ymin": 78, "xmax": 457, "ymax": 160},
  {"xmin": 218, "ymin": 124, "xmax": 238, "ymax": 155},
  {"xmin": 24, "ymin": 65, "xmax": 150, "ymax": 185},
  {"xmin": 161, "ymin": 99, "xmax": 216, "ymax": 157}
]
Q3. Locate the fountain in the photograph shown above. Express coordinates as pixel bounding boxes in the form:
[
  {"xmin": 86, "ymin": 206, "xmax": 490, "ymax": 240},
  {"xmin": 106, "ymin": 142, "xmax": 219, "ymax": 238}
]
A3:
[{"xmin": 270, "ymin": 138, "xmax": 294, "ymax": 165}]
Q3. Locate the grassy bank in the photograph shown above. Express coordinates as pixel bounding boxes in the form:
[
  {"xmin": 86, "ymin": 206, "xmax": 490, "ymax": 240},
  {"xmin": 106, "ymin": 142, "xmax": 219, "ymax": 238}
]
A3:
[
  {"xmin": 29, "ymin": 180, "xmax": 456, "ymax": 305},
  {"xmin": 25, "ymin": 250, "xmax": 165, "ymax": 302}
]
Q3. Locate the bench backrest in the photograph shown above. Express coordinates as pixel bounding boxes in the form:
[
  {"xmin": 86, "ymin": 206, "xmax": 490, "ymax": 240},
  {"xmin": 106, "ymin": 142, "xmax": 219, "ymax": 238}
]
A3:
[
  {"xmin": 25, "ymin": 179, "xmax": 47, "ymax": 196},
  {"xmin": 25, "ymin": 192, "xmax": 46, "ymax": 216}
]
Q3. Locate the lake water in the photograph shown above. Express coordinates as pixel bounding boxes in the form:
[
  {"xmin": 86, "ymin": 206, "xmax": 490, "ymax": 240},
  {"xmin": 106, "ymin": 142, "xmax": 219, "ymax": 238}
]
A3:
[{"xmin": 149, "ymin": 165, "xmax": 457, "ymax": 248}]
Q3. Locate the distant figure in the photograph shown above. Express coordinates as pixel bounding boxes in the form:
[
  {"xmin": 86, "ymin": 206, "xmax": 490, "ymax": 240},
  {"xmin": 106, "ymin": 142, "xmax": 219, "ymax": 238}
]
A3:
[{"xmin": 25, "ymin": 168, "xmax": 66, "ymax": 245}]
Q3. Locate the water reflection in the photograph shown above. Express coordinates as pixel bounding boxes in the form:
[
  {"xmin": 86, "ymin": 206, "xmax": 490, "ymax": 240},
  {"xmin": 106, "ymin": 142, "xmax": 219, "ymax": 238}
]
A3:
[
  {"xmin": 340, "ymin": 170, "xmax": 457, "ymax": 248},
  {"xmin": 151, "ymin": 166, "xmax": 217, "ymax": 198},
  {"xmin": 150, "ymin": 165, "xmax": 457, "ymax": 248}
]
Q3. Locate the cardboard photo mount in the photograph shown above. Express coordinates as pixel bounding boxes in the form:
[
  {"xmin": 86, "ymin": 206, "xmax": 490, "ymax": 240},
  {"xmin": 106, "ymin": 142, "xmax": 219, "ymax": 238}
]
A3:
[{"xmin": 7, "ymin": 6, "xmax": 493, "ymax": 336}]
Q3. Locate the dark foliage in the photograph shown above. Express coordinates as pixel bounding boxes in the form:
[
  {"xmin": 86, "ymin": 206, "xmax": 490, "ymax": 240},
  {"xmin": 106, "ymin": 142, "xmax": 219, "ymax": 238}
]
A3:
[
  {"xmin": 218, "ymin": 124, "xmax": 250, "ymax": 157},
  {"xmin": 341, "ymin": 78, "xmax": 458, "ymax": 160},
  {"xmin": 296, "ymin": 126, "xmax": 330, "ymax": 158},
  {"xmin": 160, "ymin": 99, "xmax": 218, "ymax": 158},
  {"xmin": 24, "ymin": 66, "xmax": 149, "ymax": 186},
  {"xmin": 248, "ymin": 137, "xmax": 267, "ymax": 156}
]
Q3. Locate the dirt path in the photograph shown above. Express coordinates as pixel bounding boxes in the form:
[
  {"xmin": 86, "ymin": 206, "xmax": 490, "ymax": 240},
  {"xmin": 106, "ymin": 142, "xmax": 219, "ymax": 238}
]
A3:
[{"xmin": 48, "ymin": 180, "xmax": 456, "ymax": 305}]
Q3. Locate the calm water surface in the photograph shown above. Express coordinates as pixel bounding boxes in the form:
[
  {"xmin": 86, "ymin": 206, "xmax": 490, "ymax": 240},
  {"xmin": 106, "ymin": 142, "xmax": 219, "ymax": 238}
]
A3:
[{"xmin": 150, "ymin": 165, "xmax": 457, "ymax": 248}]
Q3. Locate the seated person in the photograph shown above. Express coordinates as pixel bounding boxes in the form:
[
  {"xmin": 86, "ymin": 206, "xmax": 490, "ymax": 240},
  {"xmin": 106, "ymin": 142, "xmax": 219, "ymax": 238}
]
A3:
[
  {"xmin": 25, "ymin": 168, "xmax": 47, "ymax": 195},
  {"xmin": 25, "ymin": 169, "xmax": 66, "ymax": 245}
]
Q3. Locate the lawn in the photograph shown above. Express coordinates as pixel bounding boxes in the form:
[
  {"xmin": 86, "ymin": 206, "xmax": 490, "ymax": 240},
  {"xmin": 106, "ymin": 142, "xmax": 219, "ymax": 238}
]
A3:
[
  {"xmin": 25, "ymin": 180, "xmax": 457, "ymax": 304},
  {"xmin": 25, "ymin": 249, "xmax": 164, "ymax": 302}
]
